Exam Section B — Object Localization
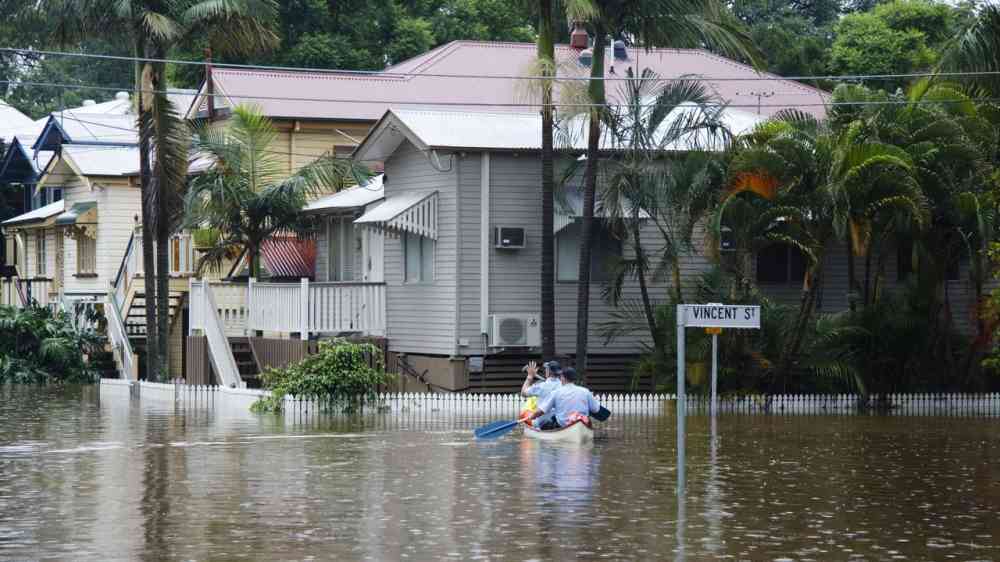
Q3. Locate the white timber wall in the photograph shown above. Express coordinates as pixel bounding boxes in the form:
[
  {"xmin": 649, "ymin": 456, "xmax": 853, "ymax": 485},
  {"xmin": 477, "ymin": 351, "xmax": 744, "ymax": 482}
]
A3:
[{"xmin": 383, "ymin": 141, "xmax": 458, "ymax": 355}]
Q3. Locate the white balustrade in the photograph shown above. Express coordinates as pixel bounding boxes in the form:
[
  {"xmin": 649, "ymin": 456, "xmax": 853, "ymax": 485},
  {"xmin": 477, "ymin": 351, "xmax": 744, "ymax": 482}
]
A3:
[
  {"xmin": 190, "ymin": 279, "xmax": 243, "ymax": 388},
  {"xmin": 106, "ymin": 289, "xmax": 137, "ymax": 380},
  {"xmin": 191, "ymin": 277, "xmax": 386, "ymax": 338}
]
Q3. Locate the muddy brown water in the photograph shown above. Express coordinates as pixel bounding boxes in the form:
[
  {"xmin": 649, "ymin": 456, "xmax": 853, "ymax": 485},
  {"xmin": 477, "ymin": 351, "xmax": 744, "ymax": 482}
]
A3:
[{"xmin": 0, "ymin": 386, "xmax": 998, "ymax": 561}]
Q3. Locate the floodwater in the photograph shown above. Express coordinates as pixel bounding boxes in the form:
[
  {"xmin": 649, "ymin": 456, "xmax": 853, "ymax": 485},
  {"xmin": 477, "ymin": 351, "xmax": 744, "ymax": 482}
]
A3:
[{"xmin": 1, "ymin": 387, "xmax": 999, "ymax": 561}]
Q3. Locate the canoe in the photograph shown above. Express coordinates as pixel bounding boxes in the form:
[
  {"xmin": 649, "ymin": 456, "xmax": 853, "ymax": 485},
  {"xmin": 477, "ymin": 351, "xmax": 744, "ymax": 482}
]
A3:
[{"xmin": 523, "ymin": 419, "xmax": 594, "ymax": 443}]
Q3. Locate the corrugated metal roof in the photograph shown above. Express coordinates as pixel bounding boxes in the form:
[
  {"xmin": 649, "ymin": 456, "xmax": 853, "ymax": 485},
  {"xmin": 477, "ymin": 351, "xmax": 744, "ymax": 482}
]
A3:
[
  {"xmin": 304, "ymin": 174, "xmax": 384, "ymax": 213},
  {"xmin": 55, "ymin": 201, "xmax": 97, "ymax": 226},
  {"xmin": 2, "ymin": 200, "xmax": 65, "ymax": 226},
  {"xmin": 202, "ymin": 41, "xmax": 828, "ymax": 122},
  {"xmin": 0, "ymin": 100, "xmax": 34, "ymax": 130},
  {"xmin": 356, "ymin": 104, "xmax": 765, "ymax": 160},
  {"xmin": 260, "ymin": 236, "xmax": 316, "ymax": 279},
  {"xmin": 63, "ymin": 145, "xmax": 140, "ymax": 176}
]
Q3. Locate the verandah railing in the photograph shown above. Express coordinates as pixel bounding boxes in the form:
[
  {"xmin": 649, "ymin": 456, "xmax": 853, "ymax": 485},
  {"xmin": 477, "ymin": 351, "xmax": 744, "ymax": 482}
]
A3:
[{"xmin": 190, "ymin": 278, "xmax": 386, "ymax": 338}]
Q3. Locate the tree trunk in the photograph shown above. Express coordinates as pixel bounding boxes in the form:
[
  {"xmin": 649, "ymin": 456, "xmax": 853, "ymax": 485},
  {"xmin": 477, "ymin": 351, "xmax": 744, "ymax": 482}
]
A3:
[
  {"xmin": 671, "ymin": 260, "xmax": 683, "ymax": 303},
  {"xmin": 538, "ymin": 0, "xmax": 556, "ymax": 360},
  {"xmin": 863, "ymin": 245, "xmax": 872, "ymax": 309},
  {"xmin": 846, "ymin": 236, "xmax": 857, "ymax": 312},
  {"xmin": 633, "ymin": 225, "xmax": 660, "ymax": 349},
  {"xmin": 574, "ymin": 29, "xmax": 606, "ymax": 382},
  {"xmin": 776, "ymin": 252, "xmax": 823, "ymax": 384},
  {"xmin": 152, "ymin": 57, "xmax": 172, "ymax": 382},
  {"xmin": 138, "ymin": 57, "xmax": 159, "ymax": 382}
]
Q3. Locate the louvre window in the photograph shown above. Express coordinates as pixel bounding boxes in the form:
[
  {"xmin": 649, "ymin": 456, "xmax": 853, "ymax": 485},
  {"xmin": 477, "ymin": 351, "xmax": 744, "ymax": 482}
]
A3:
[
  {"xmin": 35, "ymin": 231, "xmax": 46, "ymax": 276},
  {"xmin": 76, "ymin": 234, "xmax": 96, "ymax": 275}
]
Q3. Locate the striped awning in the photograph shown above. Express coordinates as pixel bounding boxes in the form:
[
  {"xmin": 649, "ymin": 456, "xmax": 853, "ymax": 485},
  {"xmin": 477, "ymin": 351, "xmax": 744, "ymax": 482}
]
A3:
[{"xmin": 354, "ymin": 190, "xmax": 438, "ymax": 239}]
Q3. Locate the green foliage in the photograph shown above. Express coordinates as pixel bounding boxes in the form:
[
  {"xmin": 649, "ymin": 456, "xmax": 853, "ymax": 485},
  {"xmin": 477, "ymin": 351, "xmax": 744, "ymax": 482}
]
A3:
[
  {"xmin": 251, "ymin": 339, "xmax": 395, "ymax": 414},
  {"xmin": 830, "ymin": 10, "xmax": 936, "ymax": 86},
  {"xmin": 184, "ymin": 106, "xmax": 371, "ymax": 276},
  {"xmin": 0, "ymin": 305, "xmax": 104, "ymax": 384},
  {"xmin": 387, "ymin": 17, "xmax": 436, "ymax": 65}
]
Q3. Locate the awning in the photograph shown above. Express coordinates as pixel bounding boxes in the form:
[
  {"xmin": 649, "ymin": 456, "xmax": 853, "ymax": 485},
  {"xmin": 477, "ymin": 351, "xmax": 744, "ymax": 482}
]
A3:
[
  {"xmin": 554, "ymin": 193, "xmax": 650, "ymax": 233},
  {"xmin": 55, "ymin": 201, "xmax": 98, "ymax": 226},
  {"xmin": 304, "ymin": 175, "xmax": 385, "ymax": 214},
  {"xmin": 355, "ymin": 190, "xmax": 438, "ymax": 239},
  {"xmin": 1, "ymin": 200, "xmax": 65, "ymax": 228},
  {"xmin": 260, "ymin": 237, "xmax": 316, "ymax": 279}
]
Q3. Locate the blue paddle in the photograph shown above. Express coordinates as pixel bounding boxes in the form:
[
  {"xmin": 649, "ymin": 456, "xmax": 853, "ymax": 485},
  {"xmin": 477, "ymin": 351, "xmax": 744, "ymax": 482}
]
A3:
[{"xmin": 474, "ymin": 419, "xmax": 521, "ymax": 439}]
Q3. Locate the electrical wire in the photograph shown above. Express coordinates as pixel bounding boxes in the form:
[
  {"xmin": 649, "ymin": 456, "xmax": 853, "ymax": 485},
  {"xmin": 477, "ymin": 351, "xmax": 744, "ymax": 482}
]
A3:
[
  {"xmin": 4, "ymin": 46, "xmax": 1000, "ymax": 83},
  {"xmin": 5, "ymin": 78, "xmax": 1000, "ymax": 110}
]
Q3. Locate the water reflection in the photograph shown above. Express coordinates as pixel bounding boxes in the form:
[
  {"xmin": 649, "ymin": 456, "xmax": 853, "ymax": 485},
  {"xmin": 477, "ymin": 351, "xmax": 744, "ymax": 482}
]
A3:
[{"xmin": 1, "ymin": 387, "xmax": 1000, "ymax": 560}]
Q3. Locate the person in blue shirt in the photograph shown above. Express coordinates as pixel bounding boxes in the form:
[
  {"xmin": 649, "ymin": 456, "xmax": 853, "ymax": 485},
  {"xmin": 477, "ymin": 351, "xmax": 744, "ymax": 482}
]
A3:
[
  {"xmin": 524, "ymin": 367, "xmax": 601, "ymax": 430},
  {"xmin": 520, "ymin": 360, "xmax": 562, "ymax": 400},
  {"xmin": 519, "ymin": 360, "xmax": 563, "ymax": 427}
]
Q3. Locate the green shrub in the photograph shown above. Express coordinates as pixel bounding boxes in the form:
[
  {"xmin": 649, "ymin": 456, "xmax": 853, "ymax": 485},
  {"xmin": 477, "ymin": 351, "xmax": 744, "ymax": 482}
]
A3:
[
  {"xmin": 251, "ymin": 338, "xmax": 394, "ymax": 414},
  {"xmin": 0, "ymin": 305, "xmax": 105, "ymax": 384}
]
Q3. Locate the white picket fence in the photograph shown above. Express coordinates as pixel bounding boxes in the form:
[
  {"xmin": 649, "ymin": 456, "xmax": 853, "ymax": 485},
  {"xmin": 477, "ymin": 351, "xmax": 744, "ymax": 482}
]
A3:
[{"xmin": 99, "ymin": 380, "xmax": 1000, "ymax": 418}]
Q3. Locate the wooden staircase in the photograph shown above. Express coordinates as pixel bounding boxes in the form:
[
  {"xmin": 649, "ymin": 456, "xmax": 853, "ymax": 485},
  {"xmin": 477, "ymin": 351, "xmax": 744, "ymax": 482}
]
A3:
[
  {"xmin": 125, "ymin": 290, "xmax": 185, "ymax": 379},
  {"xmin": 230, "ymin": 338, "xmax": 261, "ymax": 388}
]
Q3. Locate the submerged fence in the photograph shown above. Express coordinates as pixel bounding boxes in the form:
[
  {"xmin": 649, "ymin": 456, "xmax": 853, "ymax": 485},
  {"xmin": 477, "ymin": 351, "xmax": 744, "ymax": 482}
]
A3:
[{"xmin": 100, "ymin": 380, "xmax": 1000, "ymax": 418}]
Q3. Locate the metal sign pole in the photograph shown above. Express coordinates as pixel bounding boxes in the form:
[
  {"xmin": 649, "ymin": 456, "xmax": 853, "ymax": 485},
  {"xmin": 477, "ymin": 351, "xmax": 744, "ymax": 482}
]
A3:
[
  {"xmin": 711, "ymin": 332, "xmax": 718, "ymax": 416},
  {"xmin": 676, "ymin": 304, "xmax": 686, "ymax": 495}
]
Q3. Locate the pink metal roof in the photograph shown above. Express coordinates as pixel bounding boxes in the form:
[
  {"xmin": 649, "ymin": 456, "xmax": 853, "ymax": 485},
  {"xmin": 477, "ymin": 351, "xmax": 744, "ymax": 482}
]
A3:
[{"xmin": 205, "ymin": 41, "xmax": 828, "ymax": 122}]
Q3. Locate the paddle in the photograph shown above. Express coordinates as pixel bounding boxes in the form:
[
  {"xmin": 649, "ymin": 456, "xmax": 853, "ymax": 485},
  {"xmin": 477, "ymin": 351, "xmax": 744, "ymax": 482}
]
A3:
[
  {"xmin": 592, "ymin": 406, "xmax": 612, "ymax": 422},
  {"xmin": 474, "ymin": 419, "xmax": 522, "ymax": 439}
]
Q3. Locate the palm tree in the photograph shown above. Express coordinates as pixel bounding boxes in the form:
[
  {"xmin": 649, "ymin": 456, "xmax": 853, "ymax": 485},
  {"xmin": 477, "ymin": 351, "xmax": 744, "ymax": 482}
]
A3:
[
  {"xmin": 600, "ymin": 69, "xmax": 731, "ymax": 348},
  {"xmin": 184, "ymin": 106, "xmax": 370, "ymax": 279},
  {"xmin": 538, "ymin": 0, "xmax": 557, "ymax": 359},
  {"xmin": 564, "ymin": 0, "xmax": 757, "ymax": 379},
  {"xmin": 940, "ymin": 4, "xmax": 1000, "ymax": 97}
]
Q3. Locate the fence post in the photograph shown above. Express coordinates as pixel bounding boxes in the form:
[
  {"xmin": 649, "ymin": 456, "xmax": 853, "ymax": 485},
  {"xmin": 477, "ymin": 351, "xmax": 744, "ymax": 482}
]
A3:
[
  {"xmin": 300, "ymin": 277, "xmax": 309, "ymax": 341},
  {"xmin": 247, "ymin": 277, "xmax": 255, "ymax": 336}
]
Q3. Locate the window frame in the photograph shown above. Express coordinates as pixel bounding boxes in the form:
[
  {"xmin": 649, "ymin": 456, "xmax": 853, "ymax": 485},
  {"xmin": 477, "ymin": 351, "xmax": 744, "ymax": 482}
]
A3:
[
  {"xmin": 35, "ymin": 230, "xmax": 47, "ymax": 277},
  {"xmin": 555, "ymin": 219, "xmax": 622, "ymax": 283},
  {"xmin": 76, "ymin": 233, "xmax": 97, "ymax": 276},
  {"xmin": 756, "ymin": 244, "xmax": 807, "ymax": 285},
  {"xmin": 402, "ymin": 231, "xmax": 434, "ymax": 284}
]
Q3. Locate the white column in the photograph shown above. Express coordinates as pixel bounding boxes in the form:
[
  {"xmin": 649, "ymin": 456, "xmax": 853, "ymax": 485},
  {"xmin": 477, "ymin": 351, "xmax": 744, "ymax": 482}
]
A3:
[
  {"xmin": 247, "ymin": 277, "xmax": 255, "ymax": 336},
  {"xmin": 300, "ymin": 277, "xmax": 309, "ymax": 341}
]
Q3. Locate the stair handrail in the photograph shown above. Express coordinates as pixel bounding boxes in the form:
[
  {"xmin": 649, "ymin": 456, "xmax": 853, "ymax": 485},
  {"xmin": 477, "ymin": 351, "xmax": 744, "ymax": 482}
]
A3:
[
  {"xmin": 198, "ymin": 280, "xmax": 244, "ymax": 388},
  {"xmin": 106, "ymin": 288, "xmax": 136, "ymax": 380},
  {"xmin": 111, "ymin": 232, "xmax": 136, "ymax": 315},
  {"xmin": 14, "ymin": 277, "xmax": 27, "ymax": 308}
]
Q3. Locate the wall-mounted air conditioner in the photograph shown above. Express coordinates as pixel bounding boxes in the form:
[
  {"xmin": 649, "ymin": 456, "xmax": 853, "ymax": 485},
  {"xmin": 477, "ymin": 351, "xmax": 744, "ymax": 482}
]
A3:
[
  {"xmin": 489, "ymin": 313, "xmax": 541, "ymax": 347},
  {"xmin": 494, "ymin": 227, "xmax": 526, "ymax": 249}
]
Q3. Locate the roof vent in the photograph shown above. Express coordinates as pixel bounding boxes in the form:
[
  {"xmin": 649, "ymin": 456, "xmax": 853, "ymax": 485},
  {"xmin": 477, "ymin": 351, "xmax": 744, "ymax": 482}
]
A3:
[
  {"xmin": 613, "ymin": 40, "xmax": 627, "ymax": 60},
  {"xmin": 115, "ymin": 91, "xmax": 130, "ymax": 101},
  {"xmin": 570, "ymin": 24, "xmax": 589, "ymax": 50},
  {"xmin": 578, "ymin": 48, "xmax": 593, "ymax": 67},
  {"xmin": 82, "ymin": 100, "xmax": 96, "ymax": 106}
]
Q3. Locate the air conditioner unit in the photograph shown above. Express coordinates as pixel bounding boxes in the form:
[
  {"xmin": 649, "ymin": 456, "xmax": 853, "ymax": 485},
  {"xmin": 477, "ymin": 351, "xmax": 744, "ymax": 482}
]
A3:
[
  {"xmin": 489, "ymin": 313, "xmax": 541, "ymax": 347},
  {"xmin": 494, "ymin": 226, "xmax": 526, "ymax": 249}
]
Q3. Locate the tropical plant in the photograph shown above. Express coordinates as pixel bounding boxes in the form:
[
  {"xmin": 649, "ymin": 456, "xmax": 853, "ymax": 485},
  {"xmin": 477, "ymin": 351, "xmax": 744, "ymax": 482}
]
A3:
[
  {"xmin": 598, "ymin": 68, "xmax": 732, "ymax": 349},
  {"xmin": 184, "ymin": 106, "xmax": 371, "ymax": 277},
  {"xmin": 0, "ymin": 305, "xmax": 104, "ymax": 384},
  {"xmin": 251, "ymin": 339, "xmax": 395, "ymax": 414},
  {"xmin": 563, "ymin": 0, "xmax": 758, "ymax": 379}
]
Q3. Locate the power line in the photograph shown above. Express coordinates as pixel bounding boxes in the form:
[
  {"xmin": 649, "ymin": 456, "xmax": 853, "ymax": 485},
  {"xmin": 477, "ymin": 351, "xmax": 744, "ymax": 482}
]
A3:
[
  {"xmin": 4, "ymin": 46, "xmax": 1000, "ymax": 83},
  {"xmin": 3, "ymin": 78, "xmax": 999, "ymax": 110}
]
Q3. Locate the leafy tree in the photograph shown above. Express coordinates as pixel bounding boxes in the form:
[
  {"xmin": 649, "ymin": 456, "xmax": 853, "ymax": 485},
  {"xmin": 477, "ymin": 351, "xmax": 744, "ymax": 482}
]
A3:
[
  {"xmin": 387, "ymin": 17, "xmax": 436, "ymax": 64},
  {"xmin": 184, "ymin": 106, "xmax": 370, "ymax": 277}
]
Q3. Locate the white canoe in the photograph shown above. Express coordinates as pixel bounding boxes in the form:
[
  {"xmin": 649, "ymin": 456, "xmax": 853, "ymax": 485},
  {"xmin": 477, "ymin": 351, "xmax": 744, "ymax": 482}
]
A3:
[{"xmin": 523, "ymin": 419, "xmax": 594, "ymax": 443}]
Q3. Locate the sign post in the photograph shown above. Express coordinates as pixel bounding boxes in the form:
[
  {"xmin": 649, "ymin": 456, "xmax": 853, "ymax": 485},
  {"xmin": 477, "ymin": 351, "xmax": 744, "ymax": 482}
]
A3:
[{"xmin": 675, "ymin": 303, "xmax": 761, "ymax": 488}]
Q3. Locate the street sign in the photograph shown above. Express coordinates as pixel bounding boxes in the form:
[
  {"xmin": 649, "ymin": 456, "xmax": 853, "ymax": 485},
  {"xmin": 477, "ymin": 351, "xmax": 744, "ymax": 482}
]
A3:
[{"xmin": 682, "ymin": 304, "xmax": 760, "ymax": 329}]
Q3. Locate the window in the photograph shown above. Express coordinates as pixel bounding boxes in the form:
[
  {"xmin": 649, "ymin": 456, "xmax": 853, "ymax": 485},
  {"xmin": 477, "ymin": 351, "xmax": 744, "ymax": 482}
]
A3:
[
  {"xmin": 35, "ymin": 231, "xmax": 47, "ymax": 276},
  {"xmin": 76, "ymin": 234, "xmax": 96, "ymax": 275},
  {"xmin": 403, "ymin": 231, "xmax": 433, "ymax": 283},
  {"xmin": 556, "ymin": 220, "xmax": 622, "ymax": 283},
  {"xmin": 756, "ymin": 244, "xmax": 806, "ymax": 284},
  {"xmin": 327, "ymin": 216, "xmax": 357, "ymax": 281},
  {"xmin": 48, "ymin": 188, "xmax": 63, "ymax": 204}
]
